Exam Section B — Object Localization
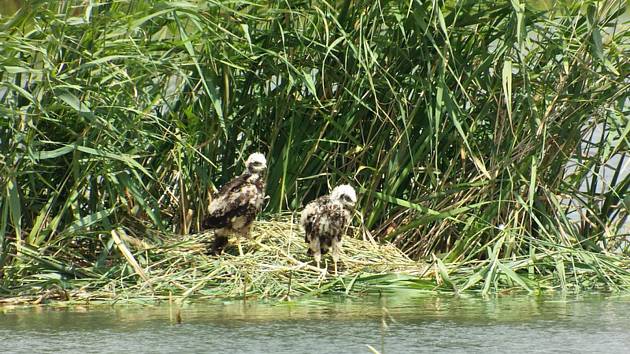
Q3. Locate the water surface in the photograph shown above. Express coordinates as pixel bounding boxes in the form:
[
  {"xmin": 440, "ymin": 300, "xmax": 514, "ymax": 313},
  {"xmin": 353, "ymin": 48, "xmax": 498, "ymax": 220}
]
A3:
[{"xmin": 2, "ymin": 294, "xmax": 630, "ymax": 353}]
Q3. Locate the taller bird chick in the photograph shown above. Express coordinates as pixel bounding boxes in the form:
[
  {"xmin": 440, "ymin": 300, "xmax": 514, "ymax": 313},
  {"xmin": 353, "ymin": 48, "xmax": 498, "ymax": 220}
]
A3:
[
  {"xmin": 203, "ymin": 152, "xmax": 267, "ymax": 255},
  {"xmin": 300, "ymin": 184, "xmax": 357, "ymax": 274}
]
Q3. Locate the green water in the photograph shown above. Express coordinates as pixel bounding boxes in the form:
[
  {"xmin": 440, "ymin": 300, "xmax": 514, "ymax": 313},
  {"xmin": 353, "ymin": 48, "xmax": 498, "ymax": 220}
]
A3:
[{"xmin": 2, "ymin": 294, "xmax": 630, "ymax": 353}]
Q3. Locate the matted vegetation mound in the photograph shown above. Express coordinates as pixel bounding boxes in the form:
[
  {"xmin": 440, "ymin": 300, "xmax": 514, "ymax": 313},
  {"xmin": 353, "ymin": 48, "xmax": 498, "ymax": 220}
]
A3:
[
  {"xmin": 1, "ymin": 217, "xmax": 429, "ymax": 304},
  {"xmin": 2, "ymin": 216, "xmax": 629, "ymax": 305}
]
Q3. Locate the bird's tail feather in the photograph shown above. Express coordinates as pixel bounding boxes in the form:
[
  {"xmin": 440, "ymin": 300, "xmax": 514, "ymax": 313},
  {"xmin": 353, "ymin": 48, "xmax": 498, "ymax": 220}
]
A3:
[{"xmin": 208, "ymin": 235, "xmax": 228, "ymax": 255}]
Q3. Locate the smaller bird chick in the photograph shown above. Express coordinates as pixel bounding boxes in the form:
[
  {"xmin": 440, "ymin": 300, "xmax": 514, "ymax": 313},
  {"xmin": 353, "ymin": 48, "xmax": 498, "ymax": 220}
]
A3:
[{"xmin": 300, "ymin": 184, "xmax": 357, "ymax": 275}]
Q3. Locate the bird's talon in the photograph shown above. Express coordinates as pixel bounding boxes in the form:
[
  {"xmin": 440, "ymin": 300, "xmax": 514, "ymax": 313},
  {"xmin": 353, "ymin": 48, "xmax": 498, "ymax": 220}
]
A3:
[{"xmin": 317, "ymin": 267, "xmax": 327, "ymax": 281}]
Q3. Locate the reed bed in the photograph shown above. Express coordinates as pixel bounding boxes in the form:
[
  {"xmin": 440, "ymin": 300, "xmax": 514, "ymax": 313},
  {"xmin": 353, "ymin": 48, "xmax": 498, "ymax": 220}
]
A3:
[
  {"xmin": 1, "ymin": 216, "xmax": 426, "ymax": 304},
  {"xmin": 1, "ymin": 0, "xmax": 628, "ymax": 303},
  {"xmin": 2, "ymin": 216, "xmax": 628, "ymax": 305}
]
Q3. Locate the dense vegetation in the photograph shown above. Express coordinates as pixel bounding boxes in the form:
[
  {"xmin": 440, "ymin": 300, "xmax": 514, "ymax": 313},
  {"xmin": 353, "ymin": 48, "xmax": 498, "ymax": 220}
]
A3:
[{"xmin": 1, "ymin": 0, "xmax": 628, "ymax": 300}]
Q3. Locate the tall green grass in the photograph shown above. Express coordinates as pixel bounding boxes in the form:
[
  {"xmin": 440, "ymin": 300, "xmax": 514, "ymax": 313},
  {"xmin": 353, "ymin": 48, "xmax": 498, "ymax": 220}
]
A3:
[{"xmin": 0, "ymin": 0, "xmax": 628, "ymax": 296}]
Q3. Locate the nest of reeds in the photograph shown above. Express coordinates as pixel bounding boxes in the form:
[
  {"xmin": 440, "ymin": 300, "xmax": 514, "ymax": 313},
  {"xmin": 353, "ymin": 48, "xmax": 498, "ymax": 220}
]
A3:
[
  {"xmin": 3, "ymin": 214, "xmax": 628, "ymax": 306},
  {"xmin": 78, "ymin": 216, "xmax": 432, "ymax": 302}
]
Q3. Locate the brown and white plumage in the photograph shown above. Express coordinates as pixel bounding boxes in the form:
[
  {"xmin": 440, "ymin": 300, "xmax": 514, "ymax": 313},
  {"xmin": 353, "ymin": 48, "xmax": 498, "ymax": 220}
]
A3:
[
  {"xmin": 300, "ymin": 184, "xmax": 357, "ymax": 274},
  {"xmin": 203, "ymin": 152, "xmax": 266, "ymax": 255}
]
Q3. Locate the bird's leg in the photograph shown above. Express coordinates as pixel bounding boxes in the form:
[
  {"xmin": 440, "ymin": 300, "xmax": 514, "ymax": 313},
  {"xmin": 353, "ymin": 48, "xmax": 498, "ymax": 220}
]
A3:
[
  {"xmin": 246, "ymin": 225, "xmax": 266, "ymax": 251},
  {"xmin": 314, "ymin": 251, "xmax": 328, "ymax": 279},
  {"xmin": 307, "ymin": 237, "xmax": 326, "ymax": 279},
  {"xmin": 234, "ymin": 224, "xmax": 254, "ymax": 256},
  {"xmin": 314, "ymin": 251, "xmax": 321, "ymax": 270},
  {"xmin": 331, "ymin": 238, "xmax": 342, "ymax": 276},
  {"xmin": 309, "ymin": 237, "xmax": 322, "ymax": 267}
]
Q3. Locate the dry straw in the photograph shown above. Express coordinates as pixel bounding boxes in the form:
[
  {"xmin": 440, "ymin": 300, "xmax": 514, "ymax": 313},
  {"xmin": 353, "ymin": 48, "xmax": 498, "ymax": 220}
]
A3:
[{"xmin": 1, "ymin": 216, "xmax": 432, "ymax": 305}]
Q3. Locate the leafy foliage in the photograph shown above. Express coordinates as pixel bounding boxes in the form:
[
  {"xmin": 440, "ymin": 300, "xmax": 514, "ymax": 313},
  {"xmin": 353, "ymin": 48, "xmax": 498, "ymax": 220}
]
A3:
[{"xmin": 0, "ymin": 0, "xmax": 628, "ymax": 296}]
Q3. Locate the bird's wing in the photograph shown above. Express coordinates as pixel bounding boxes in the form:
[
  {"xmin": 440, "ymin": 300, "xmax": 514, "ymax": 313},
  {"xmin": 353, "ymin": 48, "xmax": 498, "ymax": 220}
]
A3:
[
  {"xmin": 216, "ymin": 173, "xmax": 250, "ymax": 195},
  {"xmin": 300, "ymin": 196, "xmax": 331, "ymax": 241},
  {"xmin": 203, "ymin": 175, "xmax": 260, "ymax": 229},
  {"xmin": 319, "ymin": 203, "xmax": 349, "ymax": 238}
]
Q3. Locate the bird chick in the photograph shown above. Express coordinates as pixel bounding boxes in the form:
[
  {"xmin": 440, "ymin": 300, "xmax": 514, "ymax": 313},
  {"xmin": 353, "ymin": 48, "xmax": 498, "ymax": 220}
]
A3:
[
  {"xmin": 300, "ymin": 184, "xmax": 357, "ymax": 275},
  {"xmin": 203, "ymin": 152, "xmax": 267, "ymax": 255}
]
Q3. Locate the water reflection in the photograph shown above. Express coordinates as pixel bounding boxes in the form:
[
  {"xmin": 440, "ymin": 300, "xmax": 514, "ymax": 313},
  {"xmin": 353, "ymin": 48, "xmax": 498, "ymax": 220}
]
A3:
[{"xmin": 1, "ymin": 294, "xmax": 630, "ymax": 353}]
